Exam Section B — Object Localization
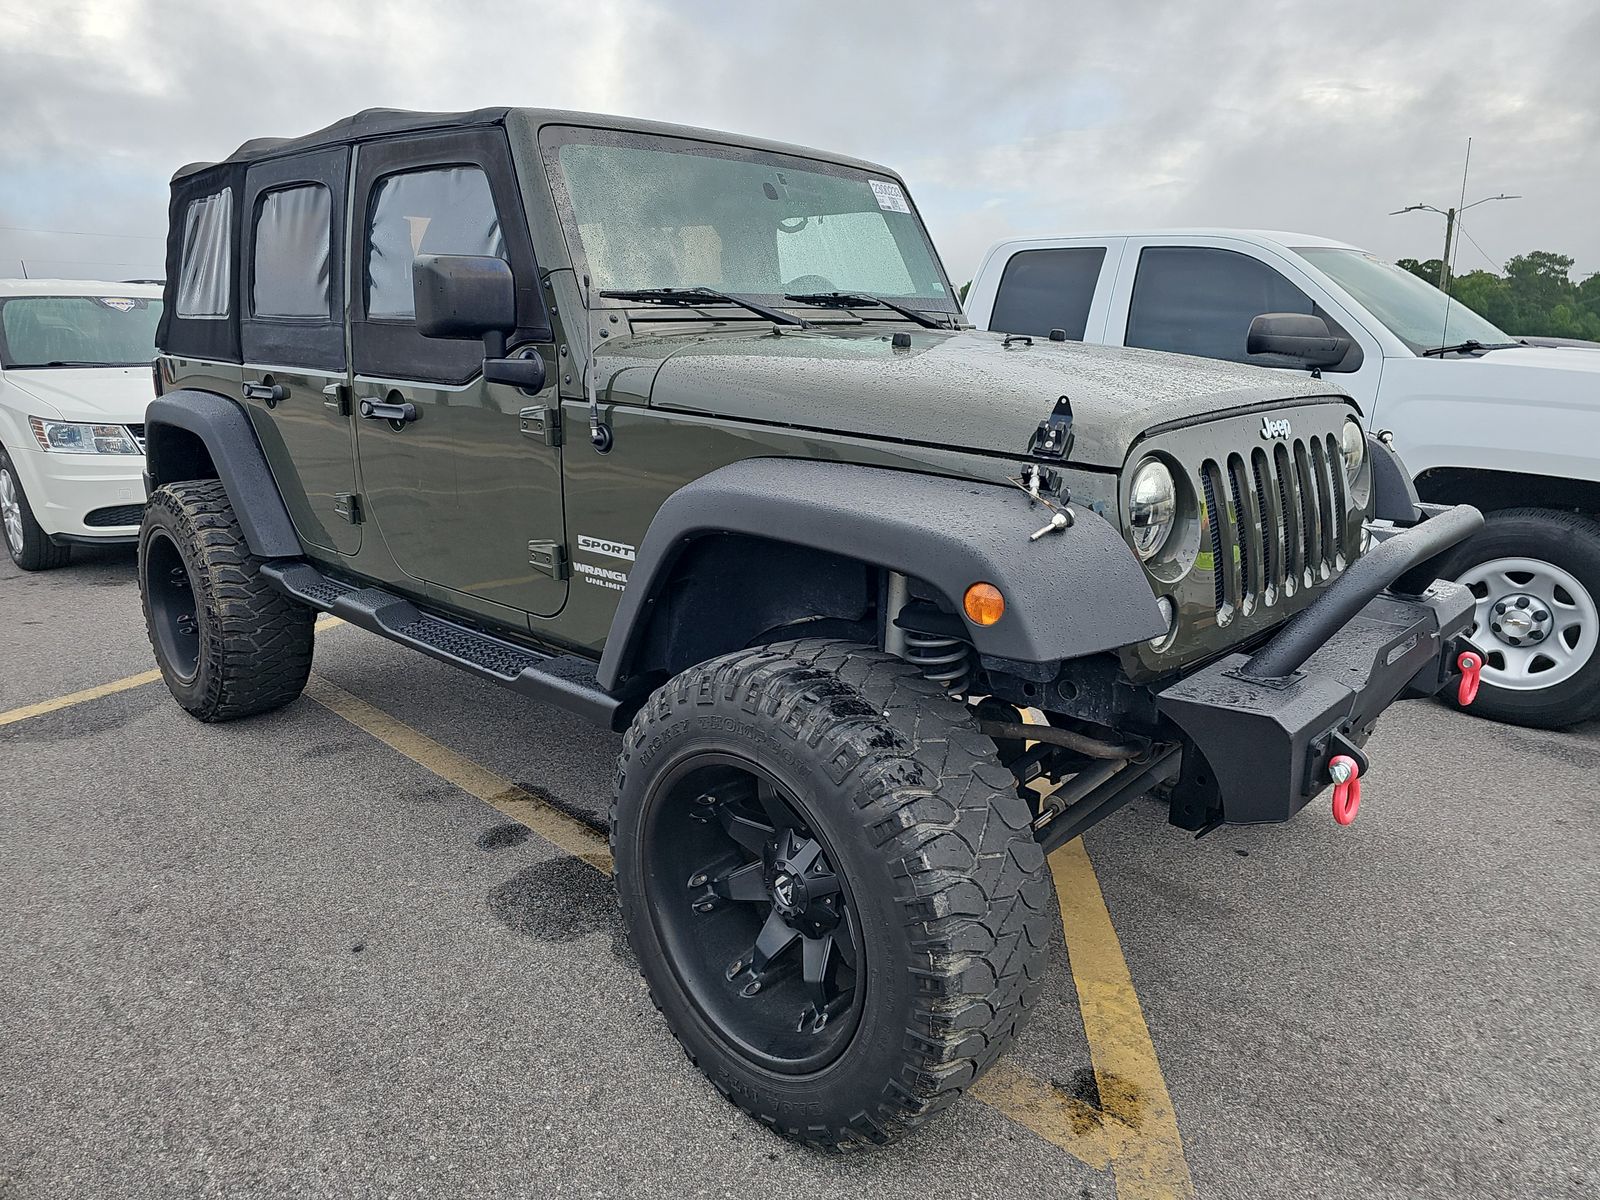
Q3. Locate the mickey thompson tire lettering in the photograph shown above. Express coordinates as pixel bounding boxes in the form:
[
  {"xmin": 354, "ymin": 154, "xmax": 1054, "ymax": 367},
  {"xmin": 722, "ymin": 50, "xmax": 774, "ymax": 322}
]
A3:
[
  {"xmin": 610, "ymin": 639, "xmax": 1054, "ymax": 1151},
  {"xmin": 138, "ymin": 479, "xmax": 315, "ymax": 722}
]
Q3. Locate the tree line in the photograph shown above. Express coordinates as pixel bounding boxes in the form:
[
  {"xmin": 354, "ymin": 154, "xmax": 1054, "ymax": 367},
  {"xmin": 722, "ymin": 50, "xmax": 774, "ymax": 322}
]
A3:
[{"xmin": 1396, "ymin": 251, "xmax": 1600, "ymax": 342}]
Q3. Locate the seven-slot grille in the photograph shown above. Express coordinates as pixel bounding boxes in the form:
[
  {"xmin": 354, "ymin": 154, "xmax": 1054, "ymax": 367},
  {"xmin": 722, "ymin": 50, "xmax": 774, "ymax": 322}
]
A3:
[
  {"xmin": 1198, "ymin": 432, "xmax": 1350, "ymax": 620},
  {"xmin": 126, "ymin": 423, "xmax": 146, "ymax": 452}
]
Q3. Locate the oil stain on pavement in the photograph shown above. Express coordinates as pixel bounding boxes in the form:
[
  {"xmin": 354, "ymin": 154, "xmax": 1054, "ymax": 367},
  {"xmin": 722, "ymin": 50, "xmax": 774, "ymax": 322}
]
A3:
[{"xmin": 486, "ymin": 855, "xmax": 637, "ymax": 968}]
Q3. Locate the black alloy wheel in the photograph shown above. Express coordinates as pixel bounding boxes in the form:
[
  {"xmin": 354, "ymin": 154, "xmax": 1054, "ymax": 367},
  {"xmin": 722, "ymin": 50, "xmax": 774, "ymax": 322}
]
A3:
[
  {"xmin": 644, "ymin": 754, "xmax": 864, "ymax": 1074},
  {"xmin": 143, "ymin": 526, "xmax": 202, "ymax": 683},
  {"xmin": 612, "ymin": 639, "xmax": 1054, "ymax": 1150}
]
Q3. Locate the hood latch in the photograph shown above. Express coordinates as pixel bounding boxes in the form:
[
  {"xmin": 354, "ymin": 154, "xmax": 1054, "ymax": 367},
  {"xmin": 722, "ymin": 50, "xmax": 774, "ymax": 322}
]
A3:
[{"xmin": 1028, "ymin": 395, "xmax": 1074, "ymax": 460}]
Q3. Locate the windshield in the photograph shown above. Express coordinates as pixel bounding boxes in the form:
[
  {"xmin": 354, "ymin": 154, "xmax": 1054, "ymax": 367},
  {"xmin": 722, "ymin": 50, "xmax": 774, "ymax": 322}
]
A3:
[
  {"xmin": 1295, "ymin": 247, "xmax": 1512, "ymax": 355},
  {"xmin": 545, "ymin": 128, "xmax": 956, "ymax": 312},
  {"xmin": 0, "ymin": 295, "xmax": 162, "ymax": 368}
]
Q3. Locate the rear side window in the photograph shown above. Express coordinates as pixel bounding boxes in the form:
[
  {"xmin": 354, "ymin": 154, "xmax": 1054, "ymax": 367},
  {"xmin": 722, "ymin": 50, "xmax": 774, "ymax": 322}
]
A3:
[
  {"xmin": 1126, "ymin": 246, "xmax": 1315, "ymax": 363},
  {"xmin": 365, "ymin": 166, "xmax": 505, "ymax": 320},
  {"xmin": 252, "ymin": 184, "xmax": 331, "ymax": 318},
  {"xmin": 989, "ymin": 247, "xmax": 1106, "ymax": 340},
  {"xmin": 175, "ymin": 189, "xmax": 233, "ymax": 318}
]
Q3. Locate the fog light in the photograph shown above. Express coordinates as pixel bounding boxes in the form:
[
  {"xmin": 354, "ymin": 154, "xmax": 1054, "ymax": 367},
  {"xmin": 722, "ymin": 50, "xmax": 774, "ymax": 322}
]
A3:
[
  {"xmin": 1149, "ymin": 595, "xmax": 1178, "ymax": 650},
  {"xmin": 964, "ymin": 582, "xmax": 1005, "ymax": 626}
]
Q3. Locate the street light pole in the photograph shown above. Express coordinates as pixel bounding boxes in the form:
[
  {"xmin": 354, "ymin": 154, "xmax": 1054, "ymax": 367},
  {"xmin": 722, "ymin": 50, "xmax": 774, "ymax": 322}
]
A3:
[
  {"xmin": 1438, "ymin": 208, "xmax": 1454, "ymax": 290},
  {"xmin": 1391, "ymin": 141, "xmax": 1518, "ymax": 292},
  {"xmin": 1391, "ymin": 196, "xmax": 1516, "ymax": 288}
]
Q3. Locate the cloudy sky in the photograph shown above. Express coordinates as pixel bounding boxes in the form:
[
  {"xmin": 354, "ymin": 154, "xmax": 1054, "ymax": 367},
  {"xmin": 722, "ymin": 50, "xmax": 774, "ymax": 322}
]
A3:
[{"xmin": 2, "ymin": 0, "xmax": 1596, "ymax": 288}]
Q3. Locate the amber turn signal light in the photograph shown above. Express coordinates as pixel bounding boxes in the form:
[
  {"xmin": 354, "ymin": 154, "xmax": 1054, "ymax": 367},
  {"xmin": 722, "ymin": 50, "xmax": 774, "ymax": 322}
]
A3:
[{"xmin": 963, "ymin": 582, "xmax": 1005, "ymax": 626}]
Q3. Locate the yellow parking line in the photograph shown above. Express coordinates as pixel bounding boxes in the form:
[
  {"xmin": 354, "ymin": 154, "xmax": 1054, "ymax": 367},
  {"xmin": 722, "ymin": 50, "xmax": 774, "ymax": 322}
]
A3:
[
  {"xmin": 0, "ymin": 668, "xmax": 164, "ymax": 727},
  {"xmin": 1052, "ymin": 838, "xmax": 1195, "ymax": 1199},
  {"xmin": 0, "ymin": 615, "xmax": 341, "ymax": 729},
  {"xmin": 969, "ymin": 840, "xmax": 1195, "ymax": 1198},
  {"xmin": 303, "ymin": 675, "xmax": 611, "ymax": 872}
]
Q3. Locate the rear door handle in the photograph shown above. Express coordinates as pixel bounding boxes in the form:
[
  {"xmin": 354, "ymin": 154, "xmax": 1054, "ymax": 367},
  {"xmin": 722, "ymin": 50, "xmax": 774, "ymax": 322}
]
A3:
[
  {"xmin": 358, "ymin": 397, "xmax": 419, "ymax": 423},
  {"xmin": 243, "ymin": 380, "xmax": 288, "ymax": 405}
]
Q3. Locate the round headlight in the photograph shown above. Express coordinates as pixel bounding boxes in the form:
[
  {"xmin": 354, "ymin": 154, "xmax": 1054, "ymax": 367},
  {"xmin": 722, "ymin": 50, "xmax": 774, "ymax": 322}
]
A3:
[
  {"xmin": 1128, "ymin": 458, "xmax": 1177, "ymax": 561},
  {"xmin": 1340, "ymin": 419, "xmax": 1365, "ymax": 483}
]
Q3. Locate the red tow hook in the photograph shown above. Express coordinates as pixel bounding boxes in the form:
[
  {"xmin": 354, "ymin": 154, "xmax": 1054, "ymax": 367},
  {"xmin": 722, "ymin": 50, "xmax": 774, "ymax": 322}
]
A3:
[
  {"xmin": 1329, "ymin": 754, "xmax": 1362, "ymax": 825},
  {"xmin": 1457, "ymin": 650, "xmax": 1484, "ymax": 706}
]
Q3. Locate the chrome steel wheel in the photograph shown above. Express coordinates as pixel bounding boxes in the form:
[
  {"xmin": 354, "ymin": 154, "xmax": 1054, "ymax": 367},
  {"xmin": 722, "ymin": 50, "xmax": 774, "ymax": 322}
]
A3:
[
  {"xmin": 0, "ymin": 467, "xmax": 22, "ymax": 552},
  {"xmin": 1459, "ymin": 556, "xmax": 1600, "ymax": 690}
]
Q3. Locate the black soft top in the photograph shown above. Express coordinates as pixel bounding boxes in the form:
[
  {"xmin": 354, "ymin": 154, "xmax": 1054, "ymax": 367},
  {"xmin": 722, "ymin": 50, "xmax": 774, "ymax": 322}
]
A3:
[
  {"xmin": 172, "ymin": 106, "xmax": 513, "ymax": 181},
  {"xmin": 172, "ymin": 106, "xmax": 893, "ymax": 183}
]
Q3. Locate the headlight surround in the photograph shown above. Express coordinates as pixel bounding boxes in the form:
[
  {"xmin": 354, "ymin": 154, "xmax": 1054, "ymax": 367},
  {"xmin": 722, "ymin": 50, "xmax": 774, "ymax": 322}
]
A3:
[
  {"xmin": 1340, "ymin": 418, "xmax": 1365, "ymax": 483},
  {"xmin": 28, "ymin": 417, "xmax": 140, "ymax": 456},
  {"xmin": 1128, "ymin": 457, "xmax": 1177, "ymax": 561}
]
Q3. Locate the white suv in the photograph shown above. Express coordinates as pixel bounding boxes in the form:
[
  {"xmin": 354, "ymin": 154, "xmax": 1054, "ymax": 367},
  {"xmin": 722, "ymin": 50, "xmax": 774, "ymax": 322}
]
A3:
[
  {"xmin": 966, "ymin": 230, "xmax": 1600, "ymax": 728},
  {"xmin": 0, "ymin": 279, "xmax": 162, "ymax": 569}
]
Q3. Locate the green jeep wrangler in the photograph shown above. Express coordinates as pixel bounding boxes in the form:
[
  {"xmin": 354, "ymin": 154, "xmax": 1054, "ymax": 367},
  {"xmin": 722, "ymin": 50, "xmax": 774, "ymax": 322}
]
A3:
[{"xmin": 139, "ymin": 107, "xmax": 1484, "ymax": 1150}]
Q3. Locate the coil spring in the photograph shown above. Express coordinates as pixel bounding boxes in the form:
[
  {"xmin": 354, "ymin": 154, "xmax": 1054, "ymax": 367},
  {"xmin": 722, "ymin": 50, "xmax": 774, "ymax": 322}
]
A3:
[{"xmin": 903, "ymin": 630, "xmax": 974, "ymax": 695}]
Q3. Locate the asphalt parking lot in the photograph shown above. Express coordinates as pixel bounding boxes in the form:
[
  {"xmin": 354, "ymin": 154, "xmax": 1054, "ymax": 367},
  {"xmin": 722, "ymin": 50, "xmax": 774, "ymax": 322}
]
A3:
[{"xmin": 3, "ymin": 546, "xmax": 1597, "ymax": 1200}]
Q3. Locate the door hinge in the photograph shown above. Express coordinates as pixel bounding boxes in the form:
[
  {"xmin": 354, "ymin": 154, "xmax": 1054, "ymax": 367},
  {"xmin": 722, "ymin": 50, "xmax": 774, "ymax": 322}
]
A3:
[
  {"xmin": 334, "ymin": 492, "xmax": 363, "ymax": 524},
  {"xmin": 519, "ymin": 405, "xmax": 563, "ymax": 446},
  {"xmin": 322, "ymin": 383, "xmax": 353, "ymax": 416},
  {"xmin": 528, "ymin": 539, "xmax": 569, "ymax": 580}
]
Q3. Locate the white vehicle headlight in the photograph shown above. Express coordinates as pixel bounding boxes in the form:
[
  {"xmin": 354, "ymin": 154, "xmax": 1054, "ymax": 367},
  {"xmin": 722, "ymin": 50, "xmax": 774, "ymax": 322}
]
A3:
[
  {"xmin": 1340, "ymin": 418, "xmax": 1365, "ymax": 483},
  {"xmin": 28, "ymin": 417, "xmax": 140, "ymax": 455},
  {"xmin": 1128, "ymin": 457, "xmax": 1177, "ymax": 561}
]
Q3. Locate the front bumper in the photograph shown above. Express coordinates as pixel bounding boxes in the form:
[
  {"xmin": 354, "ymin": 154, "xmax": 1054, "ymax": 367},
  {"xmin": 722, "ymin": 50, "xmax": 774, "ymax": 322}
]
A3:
[
  {"xmin": 6, "ymin": 443, "xmax": 146, "ymax": 540},
  {"xmin": 1155, "ymin": 504, "xmax": 1483, "ymax": 824}
]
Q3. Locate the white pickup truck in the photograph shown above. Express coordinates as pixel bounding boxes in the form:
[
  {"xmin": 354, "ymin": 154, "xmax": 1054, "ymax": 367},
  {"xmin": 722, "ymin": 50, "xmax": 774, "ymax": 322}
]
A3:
[{"xmin": 966, "ymin": 229, "xmax": 1600, "ymax": 728}]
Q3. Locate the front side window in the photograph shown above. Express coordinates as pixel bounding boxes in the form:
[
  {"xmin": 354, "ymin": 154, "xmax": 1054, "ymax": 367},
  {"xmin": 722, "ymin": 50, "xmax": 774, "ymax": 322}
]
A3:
[
  {"xmin": 989, "ymin": 247, "xmax": 1107, "ymax": 340},
  {"xmin": 365, "ymin": 166, "xmax": 505, "ymax": 320},
  {"xmin": 0, "ymin": 296, "xmax": 163, "ymax": 368},
  {"xmin": 253, "ymin": 184, "xmax": 332, "ymax": 319},
  {"xmin": 176, "ymin": 189, "xmax": 232, "ymax": 318},
  {"xmin": 1127, "ymin": 246, "xmax": 1320, "ymax": 364},
  {"xmin": 1295, "ymin": 246, "xmax": 1513, "ymax": 354},
  {"xmin": 547, "ymin": 131, "xmax": 955, "ymax": 310}
]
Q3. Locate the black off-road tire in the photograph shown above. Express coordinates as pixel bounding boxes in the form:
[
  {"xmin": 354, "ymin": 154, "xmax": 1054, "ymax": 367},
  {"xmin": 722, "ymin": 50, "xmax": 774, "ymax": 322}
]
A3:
[
  {"xmin": 1432, "ymin": 508, "xmax": 1600, "ymax": 729},
  {"xmin": 0, "ymin": 447, "xmax": 72, "ymax": 571},
  {"xmin": 138, "ymin": 479, "xmax": 314, "ymax": 722},
  {"xmin": 611, "ymin": 639, "xmax": 1054, "ymax": 1151}
]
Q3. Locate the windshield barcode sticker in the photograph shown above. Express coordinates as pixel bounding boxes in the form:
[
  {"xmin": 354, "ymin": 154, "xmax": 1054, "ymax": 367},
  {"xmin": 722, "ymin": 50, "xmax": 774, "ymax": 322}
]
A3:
[{"xmin": 869, "ymin": 179, "xmax": 911, "ymax": 214}]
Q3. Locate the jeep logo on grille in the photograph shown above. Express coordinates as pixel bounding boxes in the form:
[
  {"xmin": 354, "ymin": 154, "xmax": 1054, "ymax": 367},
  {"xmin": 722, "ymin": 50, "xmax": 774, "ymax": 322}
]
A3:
[{"xmin": 1260, "ymin": 416, "xmax": 1292, "ymax": 440}]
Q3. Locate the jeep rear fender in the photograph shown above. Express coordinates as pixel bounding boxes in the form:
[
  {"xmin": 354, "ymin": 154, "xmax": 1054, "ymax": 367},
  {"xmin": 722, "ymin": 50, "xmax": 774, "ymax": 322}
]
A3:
[
  {"xmin": 143, "ymin": 390, "xmax": 302, "ymax": 558},
  {"xmin": 596, "ymin": 458, "xmax": 1166, "ymax": 691}
]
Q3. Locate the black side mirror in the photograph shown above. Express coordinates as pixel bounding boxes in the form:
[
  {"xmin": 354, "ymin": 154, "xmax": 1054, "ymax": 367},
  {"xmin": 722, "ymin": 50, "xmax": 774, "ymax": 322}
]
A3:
[
  {"xmin": 414, "ymin": 255, "xmax": 515, "ymax": 345},
  {"xmin": 1247, "ymin": 313, "xmax": 1351, "ymax": 368},
  {"xmin": 412, "ymin": 254, "xmax": 546, "ymax": 393}
]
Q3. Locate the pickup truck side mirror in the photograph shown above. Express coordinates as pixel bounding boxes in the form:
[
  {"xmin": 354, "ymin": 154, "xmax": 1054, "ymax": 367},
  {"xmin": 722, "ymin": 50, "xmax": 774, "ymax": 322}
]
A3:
[
  {"xmin": 1247, "ymin": 312, "xmax": 1351, "ymax": 369},
  {"xmin": 412, "ymin": 254, "xmax": 547, "ymax": 393}
]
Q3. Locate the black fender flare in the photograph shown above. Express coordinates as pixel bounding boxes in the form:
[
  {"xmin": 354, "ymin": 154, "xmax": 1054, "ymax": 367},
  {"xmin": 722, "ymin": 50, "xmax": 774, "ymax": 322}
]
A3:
[
  {"xmin": 596, "ymin": 458, "xmax": 1166, "ymax": 691},
  {"xmin": 143, "ymin": 390, "xmax": 302, "ymax": 558}
]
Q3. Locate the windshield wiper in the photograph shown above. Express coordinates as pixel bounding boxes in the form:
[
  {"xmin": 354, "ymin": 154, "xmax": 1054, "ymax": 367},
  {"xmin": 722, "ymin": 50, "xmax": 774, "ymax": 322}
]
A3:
[
  {"xmin": 783, "ymin": 291, "xmax": 947, "ymax": 330},
  {"xmin": 1420, "ymin": 340, "xmax": 1517, "ymax": 358},
  {"xmin": 19, "ymin": 360, "xmax": 110, "ymax": 368},
  {"xmin": 600, "ymin": 287, "xmax": 809, "ymax": 328}
]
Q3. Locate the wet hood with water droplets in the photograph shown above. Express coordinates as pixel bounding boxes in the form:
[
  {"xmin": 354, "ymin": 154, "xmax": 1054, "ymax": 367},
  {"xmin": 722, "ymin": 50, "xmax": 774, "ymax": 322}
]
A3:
[{"xmin": 629, "ymin": 324, "xmax": 1353, "ymax": 469}]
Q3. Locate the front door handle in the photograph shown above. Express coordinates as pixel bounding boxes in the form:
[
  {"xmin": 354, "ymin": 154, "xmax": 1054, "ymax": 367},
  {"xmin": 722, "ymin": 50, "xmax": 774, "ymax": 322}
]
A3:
[
  {"xmin": 243, "ymin": 379, "xmax": 288, "ymax": 406},
  {"xmin": 358, "ymin": 397, "xmax": 419, "ymax": 423}
]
